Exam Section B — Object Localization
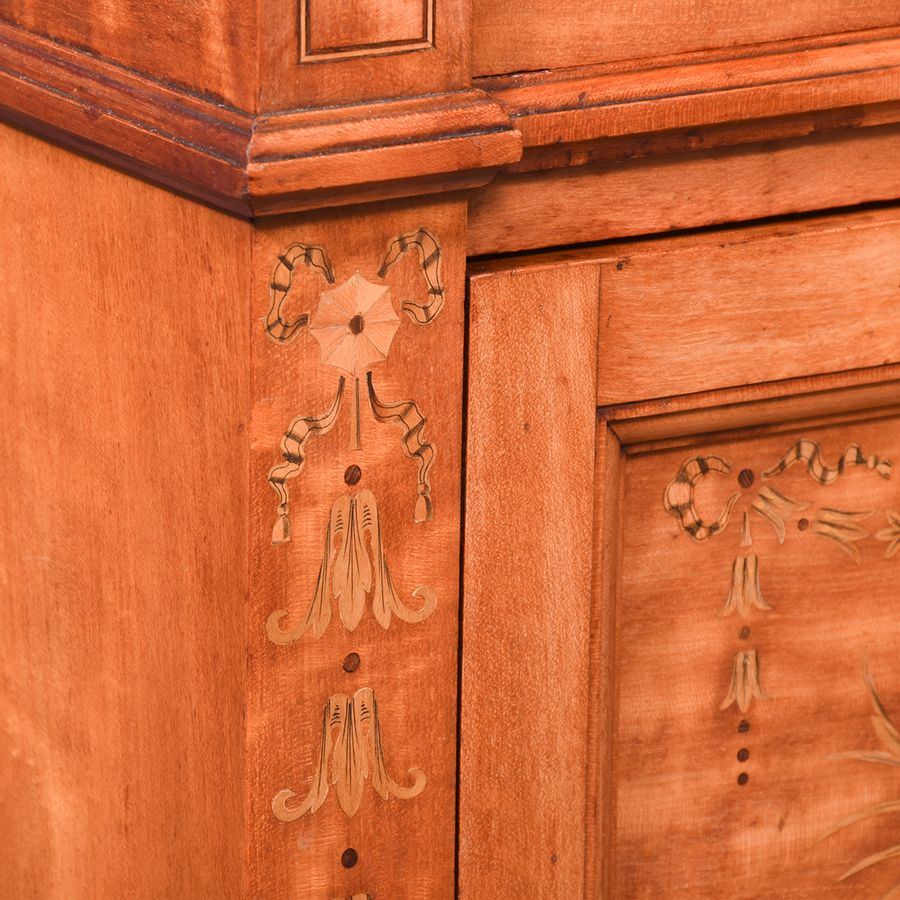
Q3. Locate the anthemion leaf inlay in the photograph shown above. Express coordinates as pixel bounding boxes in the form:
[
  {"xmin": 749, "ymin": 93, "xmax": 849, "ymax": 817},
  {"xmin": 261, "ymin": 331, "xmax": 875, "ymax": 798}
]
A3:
[
  {"xmin": 721, "ymin": 554, "xmax": 770, "ymax": 619},
  {"xmin": 720, "ymin": 649, "xmax": 766, "ymax": 713},
  {"xmin": 266, "ymin": 488, "xmax": 436, "ymax": 642},
  {"xmin": 271, "ymin": 687, "xmax": 426, "ymax": 820}
]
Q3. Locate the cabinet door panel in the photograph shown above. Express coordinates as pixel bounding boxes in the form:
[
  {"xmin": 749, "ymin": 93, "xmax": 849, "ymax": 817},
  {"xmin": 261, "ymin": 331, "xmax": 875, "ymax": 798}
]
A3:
[
  {"xmin": 462, "ymin": 206, "xmax": 900, "ymax": 899},
  {"xmin": 610, "ymin": 413, "xmax": 900, "ymax": 899}
]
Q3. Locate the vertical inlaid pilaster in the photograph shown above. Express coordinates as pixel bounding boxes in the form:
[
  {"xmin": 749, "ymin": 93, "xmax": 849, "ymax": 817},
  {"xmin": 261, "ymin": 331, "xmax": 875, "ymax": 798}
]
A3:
[{"xmin": 247, "ymin": 200, "xmax": 466, "ymax": 898}]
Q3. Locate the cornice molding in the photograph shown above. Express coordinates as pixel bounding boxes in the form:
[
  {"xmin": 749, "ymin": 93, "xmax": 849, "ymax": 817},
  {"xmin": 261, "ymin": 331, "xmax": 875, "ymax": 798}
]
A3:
[
  {"xmin": 481, "ymin": 29, "xmax": 900, "ymax": 172},
  {"xmin": 0, "ymin": 21, "xmax": 521, "ymax": 216},
  {"xmin": 3, "ymin": 19, "xmax": 900, "ymax": 216},
  {"xmin": 246, "ymin": 92, "xmax": 523, "ymax": 215}
]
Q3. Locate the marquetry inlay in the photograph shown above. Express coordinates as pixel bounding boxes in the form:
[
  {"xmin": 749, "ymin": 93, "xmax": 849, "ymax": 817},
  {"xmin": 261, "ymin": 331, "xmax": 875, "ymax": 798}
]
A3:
[{"xmin": 665, "ymin": 439, "xmax": 894, "ymax": 714}]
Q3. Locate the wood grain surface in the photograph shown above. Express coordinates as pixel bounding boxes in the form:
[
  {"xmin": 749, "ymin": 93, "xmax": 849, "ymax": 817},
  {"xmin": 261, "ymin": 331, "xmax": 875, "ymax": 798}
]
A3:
[
  {"xmin": 595, "ymin": 208, "xmax": 900, "ymax": 404},
  {"xmin": 473, "ymin": 1, "xmax": 900, "ymax": 76},
  {"xmin": 247, "ymin": 200, "xmax": 466, "ymax": 899},
  {"xmin": 608, "ymin": 413, "xmax": 900, "ymax": 898},
  {"xmin": 0, "ymin": 0, "xmax": 257, "ymax": 108},
  {"xmin": 0, "ymin": 122, "xmax": 251, "ymax": 898},
  {"xmin": 467, "ymin": 125, "xmax": 900, "ymax": 256},
  {"xmin": 460, "ymin": 262, "xmax": 601, "ymax": 898}
]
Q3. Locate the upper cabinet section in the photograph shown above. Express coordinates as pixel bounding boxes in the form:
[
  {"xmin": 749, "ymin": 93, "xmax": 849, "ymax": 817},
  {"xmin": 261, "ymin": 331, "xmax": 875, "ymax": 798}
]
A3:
[
  {"xmin": 0, "ymin": 0, "xmax": 468, "ymax": 111},
  {"xmin": 256, "ymin": 0, "xmax": 469, "ymax": 110},
  {"xmin": 0, "ymin": 0, "xmax": 258, "ymax": 109},
  {"xmin": 472, "ymin": 0, "xmax": 900, "ymax": 76},
  {"xmin": 2, "ymin": 0, "xmax": 900, "ymax": 218}
]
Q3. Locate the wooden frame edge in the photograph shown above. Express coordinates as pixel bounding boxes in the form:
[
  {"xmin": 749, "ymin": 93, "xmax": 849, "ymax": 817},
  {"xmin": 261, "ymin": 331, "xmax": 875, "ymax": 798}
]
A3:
[{"xmin": 585, "ymin": 422, "xmax": 626, "ymax": 899}]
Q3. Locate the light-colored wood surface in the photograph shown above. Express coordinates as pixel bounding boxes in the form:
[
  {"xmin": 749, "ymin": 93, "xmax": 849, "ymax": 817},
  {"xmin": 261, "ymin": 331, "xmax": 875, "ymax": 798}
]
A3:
[
  {"xmin": 0, "ymin": 1, "xmax": 257, "ymax": 107},
  {"xmin": 595, "ymin": 208, "xmax": 900, "ymax": 404},
  {"xmin": 483, "ymin": 32, "xmax": 900, "ymax": 151},
  {"xmin": 460, "ymin": 262, "xmax": 600, "ymax": 898},
  {"xmin": 609, "ymin": 413, "xmax": 900, "ymax": 898},
  {"xmin": 247, "ymin": 200, "xmax": 466, "ymax": 899},
  {"xmin": 472, "ymin": 1, "xmax": 900, "ymax": 76},
  {"xmin": 467, "ymin": 124, "xmax": 900, "ymax": 256},
  {"xmin": 0, "ymin": 122, "xmax": 251, "ymax": 897}
]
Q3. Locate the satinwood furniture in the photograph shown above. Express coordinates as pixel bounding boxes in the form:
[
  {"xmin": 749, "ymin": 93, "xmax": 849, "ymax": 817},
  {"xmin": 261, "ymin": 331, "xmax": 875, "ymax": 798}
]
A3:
[{"xmin": 3, "ymin": 3, "xmax": 900, "ymax": 898}]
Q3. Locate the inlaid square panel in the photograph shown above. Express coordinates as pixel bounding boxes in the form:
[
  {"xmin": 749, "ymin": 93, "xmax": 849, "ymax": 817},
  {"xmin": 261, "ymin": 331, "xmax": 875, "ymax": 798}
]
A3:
[
  {"xmin": 612, "ymin": 415, "xmax": 900, "ymax": 898},
  {"xmin": 300, "ymin": 0, "xmax": 434, "ymax": 61}
]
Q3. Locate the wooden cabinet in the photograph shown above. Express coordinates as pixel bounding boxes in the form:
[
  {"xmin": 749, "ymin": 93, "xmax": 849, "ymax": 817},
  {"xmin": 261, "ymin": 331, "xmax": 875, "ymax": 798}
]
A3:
[
  {"xmin": 462, "ymin": 209, "xmax": 900, "ymax": 898},
  {"xmin": 2, "ymin": 4, "xmax": 900, "ymax": 898}
]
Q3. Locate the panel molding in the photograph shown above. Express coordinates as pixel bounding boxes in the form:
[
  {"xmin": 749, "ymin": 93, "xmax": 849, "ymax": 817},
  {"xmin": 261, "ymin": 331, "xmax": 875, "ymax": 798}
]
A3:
[
  {"xmin": 299, "ymin": 0, "xmax": 435, "ymax": 61},
  {"xmin": 598, "ymin": 372, "xmax": 900, "ymax": 898}
]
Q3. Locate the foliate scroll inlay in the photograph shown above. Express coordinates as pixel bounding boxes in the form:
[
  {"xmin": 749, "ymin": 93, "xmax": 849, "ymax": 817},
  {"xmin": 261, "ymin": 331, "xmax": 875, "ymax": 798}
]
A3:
[
  {"xmin": 720, "ymin": 650, "xmax": 767, "ymax": 713},
  {"xmin": 665, "ymin": 439, "xmax": 895, "ymax": 716},
  {"xmin": 721, "ymin": 554, "xmax": 770, "ymax": 618}
]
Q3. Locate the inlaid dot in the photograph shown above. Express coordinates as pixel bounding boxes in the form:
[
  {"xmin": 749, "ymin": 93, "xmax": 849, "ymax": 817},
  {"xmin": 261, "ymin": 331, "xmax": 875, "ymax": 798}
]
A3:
[
  {"xmin": 737, "ymin": 773, "xmax": 749, "ymax": 786},
  {"xmin": 738, "ymin": 720, "xmax": 750, "ymax": 733},
  {"xmin": 349, "ymin": 314, "xmax": 365, "ymax": 335},
  {"xmin": 797, "ymin": 518, "xmax": 809, "ymax": 531},
  {"xmin": 739, "ymin": 626, "xmax": 751, "ymax": 641},
  {"xmin": 343, "ymin": 652, "xmax": 361, "ymax": 673},
  {"xmin": 738, "ymin": 468, "xmax": 755, "ymax": 488},
  {"xmin": 344, "ymin": 465, "xmax": 362, "ymax": 485},
  {"xmin": 341, "ymin": 848, "xmax": 358, "ymax": 869},
  {"xmin": 737, "ymin": 748, "xmax": 750, "ymax": 762}
]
